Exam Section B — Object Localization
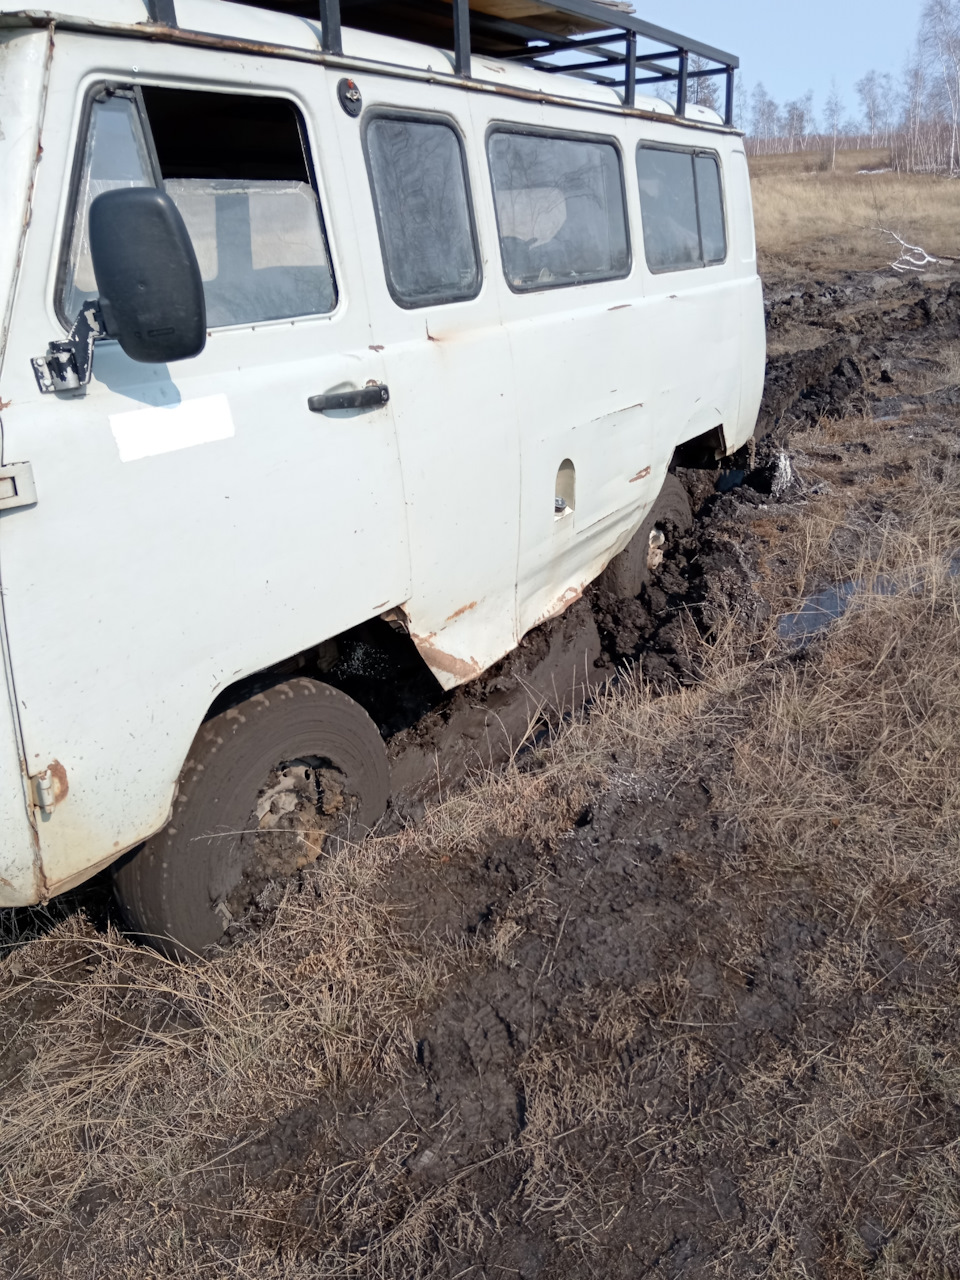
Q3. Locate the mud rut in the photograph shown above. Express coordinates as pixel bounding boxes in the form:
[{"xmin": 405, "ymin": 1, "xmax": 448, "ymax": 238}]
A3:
[{"xmin": 7, "ymin": 267, "xmax": 960, "ymax": 1278}]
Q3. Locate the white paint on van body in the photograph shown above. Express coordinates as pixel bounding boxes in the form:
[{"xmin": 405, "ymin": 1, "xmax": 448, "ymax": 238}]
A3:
[
  {"xmin": 109, "ymin": 393, "xmax": 235, "ymax": 462},
  {"xmin": 0, "ymin": 2, "xmax": 765, "ymax": 903}
]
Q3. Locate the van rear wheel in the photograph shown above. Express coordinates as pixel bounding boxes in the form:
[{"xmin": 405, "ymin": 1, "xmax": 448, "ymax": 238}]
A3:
[
  {"xmin": 112, "ymin": 679, "xmax": 389, "ymax": 960},
  {"xmin": 600, "ymin": 473, "xmax": 692, "ymax": 600}
]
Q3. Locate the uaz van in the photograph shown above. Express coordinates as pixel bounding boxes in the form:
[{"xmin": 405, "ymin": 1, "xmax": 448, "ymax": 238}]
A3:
[{"xmin": 0, "ymin": 0, "xmax": 764, "ymax": 954}]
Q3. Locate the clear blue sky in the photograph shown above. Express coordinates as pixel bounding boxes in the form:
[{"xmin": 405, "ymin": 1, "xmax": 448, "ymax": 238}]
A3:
[{"xmin": 637, "ymin": 1, "xmax": 924, "ymax": 123}]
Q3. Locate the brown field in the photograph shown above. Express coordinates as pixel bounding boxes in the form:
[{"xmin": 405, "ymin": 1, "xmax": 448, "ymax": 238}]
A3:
[
  {"xmin": 4, "ymin": 160, "xmax": 960, "ymax": 1278},
  {"xmin": 750, "ymin": 147, "xmax": 960, "ymax": 275}
]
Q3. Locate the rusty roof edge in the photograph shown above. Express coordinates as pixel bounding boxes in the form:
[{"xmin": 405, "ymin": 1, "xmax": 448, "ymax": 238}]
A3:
[{"xmin": 0, "ymin": 9, "xmax": 742, "ymax": 133}]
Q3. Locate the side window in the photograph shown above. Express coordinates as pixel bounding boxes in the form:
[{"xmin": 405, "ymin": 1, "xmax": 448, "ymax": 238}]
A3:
[
  {"xmin": 60, "ymin": 87, "xmax": 336, "ymax": 329},
  {"xmin": 365, "ymin": 115, "xmax": 480, "ymax": 308},
  {"xmin": 487, "ymin": 130, "xmax": 629, "ymax": 292},
  {"xmin": 142, "ymin": 89, "xmax": 335, "ymax": 327},
  {"xmin": 636, "ymin": 145, "xmax": 727, "ymax": 273},
  {"xmin": 60, "ymin": 95, "xmax": 155, "ymax": 323},
  {"xmin": 695, "ymin": 154, "xmax": 726, "ymax": 263}
]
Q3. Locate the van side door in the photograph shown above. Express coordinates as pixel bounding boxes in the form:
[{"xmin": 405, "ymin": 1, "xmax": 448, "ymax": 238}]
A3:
[
  {"xmin": 326, "ymin": 74, "xmax": 521, "ymax": 688},
  {"xmin": 0, "ymin": 40, "xmax": 409, "ymax": 893},
  {"xmin": 634, "ymin": 136, "xmax": 744, "ymax": 456},
  {"xmin": 478, "ymin": 102, "xmax": 656, "ymax": 638}
]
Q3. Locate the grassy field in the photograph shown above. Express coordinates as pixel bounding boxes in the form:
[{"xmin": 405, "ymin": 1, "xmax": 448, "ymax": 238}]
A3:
[{"xmin": 750, "ymin": 147, "xmax": 960, "ymax": 274}]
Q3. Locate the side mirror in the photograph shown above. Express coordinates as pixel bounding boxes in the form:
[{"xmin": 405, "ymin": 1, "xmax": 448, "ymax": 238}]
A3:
[{"xmin": 89, "ymin": 187, "xmax": 206, "ymax": 364}]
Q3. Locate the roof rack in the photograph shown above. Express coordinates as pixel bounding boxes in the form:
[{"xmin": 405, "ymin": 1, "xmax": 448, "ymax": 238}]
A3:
[
  {"xmin": 149, "ymin": 0, "xmax": 738, "ymax": 127},
  {"xmin": 322, "ymin": 0, "xmax": 739, "ymax": 126}
]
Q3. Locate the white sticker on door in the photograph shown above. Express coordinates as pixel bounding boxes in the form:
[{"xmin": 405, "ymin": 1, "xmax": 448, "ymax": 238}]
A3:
[{"xmin": 109, "ymin": 394, "xmax": 234, "ymax": 462}]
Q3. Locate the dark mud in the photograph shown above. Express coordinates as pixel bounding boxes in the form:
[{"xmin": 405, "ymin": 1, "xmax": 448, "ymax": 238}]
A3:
[
  {"xmin": 297, "ymin": 756, "xmax": 940, "ymax": 1279},
  {"xmin": 760, "ymin": 270, "xmax": 960, "ymax": 437}
]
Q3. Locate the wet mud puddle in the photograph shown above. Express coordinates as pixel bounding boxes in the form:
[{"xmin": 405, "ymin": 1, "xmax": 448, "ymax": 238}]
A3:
[{"xmin": 779, "ymin": 553, "xmax": 960, "ymax": 642}]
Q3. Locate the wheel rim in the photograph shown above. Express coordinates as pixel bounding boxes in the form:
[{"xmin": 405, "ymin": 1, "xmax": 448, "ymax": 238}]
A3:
[
  {"xmin": 213, "ymin": 754, "xmax": 362, "ymax": 926},
  {"xmin": 646, "ymin": 527, "xmax": 667, "ymax": 571}
]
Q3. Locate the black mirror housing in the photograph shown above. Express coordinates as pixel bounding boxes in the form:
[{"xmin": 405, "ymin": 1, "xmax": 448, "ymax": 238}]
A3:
[{"xmin": 89, "ymin": 188, "xmax": 206, "ymax": 365}]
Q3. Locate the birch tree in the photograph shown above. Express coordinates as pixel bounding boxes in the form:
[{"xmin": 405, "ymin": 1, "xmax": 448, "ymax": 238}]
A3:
[
  {"xmin": 920, "ymin": 0, "xmax": 960, "ymax": 173},
  {"xmin": 824, "ymin": 80, "xmax": 844, "ymax": 168}
]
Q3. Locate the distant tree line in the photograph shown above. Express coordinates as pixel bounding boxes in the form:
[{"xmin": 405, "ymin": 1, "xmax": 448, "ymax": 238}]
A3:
[{"xmin": 735, "ymin": 0, "xmax": 960, "ymax": 174}]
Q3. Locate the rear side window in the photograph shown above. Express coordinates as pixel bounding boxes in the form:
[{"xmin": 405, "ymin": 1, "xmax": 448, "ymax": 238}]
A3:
[
  {"xmin": 487, "ymin": 129, "xmax": 629, "ymax": 292},
  {"xmin": 636, "ymin": 145, "xmax": 727, "ymax": 272},
  {"xmin": 59, "ymin": 87, "xmax": 336, "ymax": 329},
  {"xmin": 365, "ymin": 115, "xmax": 480, "ymax": 308}
]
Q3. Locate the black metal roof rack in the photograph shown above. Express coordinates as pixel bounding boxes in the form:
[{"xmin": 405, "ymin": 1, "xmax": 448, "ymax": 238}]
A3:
[
  {"xmin": 315, "ymin": 0, "xmax": 739, "ymax": 126},
  {"xmin": 204, "ymin": 0, "xmax": 737, "ymax": 126}
]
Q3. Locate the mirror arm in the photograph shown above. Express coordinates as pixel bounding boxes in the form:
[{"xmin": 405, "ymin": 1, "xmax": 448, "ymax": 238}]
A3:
[{"xmin": 31, "ymin": 300, "xmax": 106, "ymax": 395}]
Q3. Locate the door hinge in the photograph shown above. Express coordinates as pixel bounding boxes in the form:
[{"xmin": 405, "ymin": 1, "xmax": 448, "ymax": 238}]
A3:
[
  {"xmin": 31, "ymin": 301, "xmax": 104, "ymax": 394},
  {"xmin": 0, "ymin": 461, "xmax": 37, "ymax": 512},
  {"xmin": 30, "ymin": 761, "xmax": 68, "ymax": 815}
]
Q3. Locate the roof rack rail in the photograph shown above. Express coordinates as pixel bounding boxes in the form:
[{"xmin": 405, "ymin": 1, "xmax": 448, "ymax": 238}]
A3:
[{"xmin": 317, "ymin": 0, "xmax": 738, "ymax": 126}]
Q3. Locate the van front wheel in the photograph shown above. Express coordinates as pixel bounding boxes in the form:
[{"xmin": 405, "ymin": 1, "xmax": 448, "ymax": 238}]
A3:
[
  {"xmin": 112, "ymin": 679, "xmax": 389, "ymax": 960},
  {"xmin": 600, "ymin": 473, "xmax": 692, "ymax": 600}
]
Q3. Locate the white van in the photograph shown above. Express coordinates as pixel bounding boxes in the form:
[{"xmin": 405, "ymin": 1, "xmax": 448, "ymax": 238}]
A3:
[{"xmin": 0, "ymin": 0, "xmax": 765, "ymax": 954}]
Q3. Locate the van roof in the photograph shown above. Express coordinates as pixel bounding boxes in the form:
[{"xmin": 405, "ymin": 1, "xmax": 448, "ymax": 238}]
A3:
[{"xmin": 0, "ymin": 0, "xmax": 733, "ymax": 127}]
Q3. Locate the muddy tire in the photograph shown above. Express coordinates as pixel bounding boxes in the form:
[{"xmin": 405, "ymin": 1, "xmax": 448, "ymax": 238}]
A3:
[
  {"xmin": 599, "ymin": 473, "xmax": 693, "ymax": 600},
  {"xmin": 112, "ymin": 679, "xmax": 389, "ymax": 960}
]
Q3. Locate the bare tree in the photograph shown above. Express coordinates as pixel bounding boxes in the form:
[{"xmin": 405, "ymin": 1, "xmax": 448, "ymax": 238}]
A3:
[
  {"xmin": 783, "ymin": 92, "xmax": 815, "ymax": 151},
  {"xmin": 857, "ymin": 70, "xmax": 883, "ymax": 146},
  {"xmin": 688, "ymin": 55, "xmax": 720, "ymax": 112},
  {"xmin": 750, "ymin": 82, "xmax": 780, "ymax": 154},
  {"xmin": 824, "ymin": 79, "xmax": 844, "ymax": 168},
  {"xmin": 921, "ymin": 0, "xmax": 960, "ymax": 173}
]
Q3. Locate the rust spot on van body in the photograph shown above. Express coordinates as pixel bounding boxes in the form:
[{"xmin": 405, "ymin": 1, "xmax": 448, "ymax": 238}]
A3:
[
  {"xmin": 415, "ymin": 640, "xmax": 482, "ymax": 682},
  {"xmin": 445, "ymin": 601, "xmax": 477, "ymax": 622},
  {"xmin": 38, "ymin": 760, "xmax": 69, "ymax": 806},
  {"xmin": 630, "ymin": 466, "xmax": 652, "ymax": 483},
  {"xmin": 535, "ymin": 584, "xmax": 584, "ymax": 627},
  {"xmin": 0, "ymin": 398, "xmax": 11, "ymax": 411}
]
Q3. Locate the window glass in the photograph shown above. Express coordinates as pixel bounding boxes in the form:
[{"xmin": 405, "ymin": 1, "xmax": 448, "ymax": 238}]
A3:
[
  {"xmin": 695, "ymin": 154, "xmax": 726, "ymax": 263},
  {"xmin": 62, "ymin": 88, "xmax": 335, "ymax": 329},
  {"xmin": 141, "ymin": 88, "xmax": 335, "ymax": 326},
  {"xmin": 61, "ymin": 95, "xmax": 154, "ymax": 321},
  {"xmin": 636, "ymin": 145, "xmax": 727, "ymax": 273},
  {"xmin": 366, "ymin": 117, "xmax": 479, "ymax": 307},
  {"xmin": 488, "ymin": 131, "xmax": 629, "ymax": 290}
]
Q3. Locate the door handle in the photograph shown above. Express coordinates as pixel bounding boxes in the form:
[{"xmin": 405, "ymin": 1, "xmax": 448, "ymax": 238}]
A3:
[{"xmin": 308, "ymin": 383, "xmax": 389, "ymax": 413}]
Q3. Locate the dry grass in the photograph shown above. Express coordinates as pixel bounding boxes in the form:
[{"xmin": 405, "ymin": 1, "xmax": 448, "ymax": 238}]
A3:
[
  {"xmin": 750, "ymin": 148, "xmax": 960, "ymax": 274},
  {"xmin": 5, "ymin": 409, "xmax": 960, "ymax": 1271}
]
